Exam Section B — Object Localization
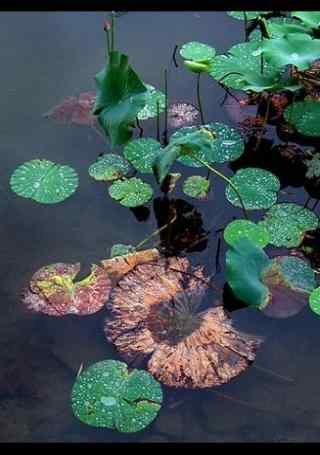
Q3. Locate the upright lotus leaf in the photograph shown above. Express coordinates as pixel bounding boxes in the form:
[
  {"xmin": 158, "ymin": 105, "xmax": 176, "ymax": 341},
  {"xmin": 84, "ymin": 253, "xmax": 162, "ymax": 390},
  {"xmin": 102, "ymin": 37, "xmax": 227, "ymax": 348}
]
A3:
[
  {"xmin": 44, "ymin": 91, "xmax": 96, "ymax": 126},
  {"xmin": 22, "ymin": 263, "xmax": 111, "ymax": 316},
  {"xmin": 224, "ymin": 219, "xmax": 270, "ymax": 248},
  {"xmin": 183, "ymin": 176, "xmax": 210, "ymax": 200},
  {"xmin": 226, "ymin": 238, "xmax": 271, "ymax": 308},
  {"xmin": 110, "ymin": 244, "xmax": 136, "ymax": 258},
  {"xmin": 88, "ymin": 154, "xmax": 131, "ymax": 182},
  {"xmin": 305, "ymin": 153, "xmax": 320, "ymax": 179},
  {"xmin": 209, "ymin": 41, "xmax": 281, "ymax": 92},
  {"xmin": 137, "ymin": 84, "xmax": 166, "ymax": 120},
  {"xmin": 10, "ymin": 159, "xmax": 79, "ymax": 204},
  {"xmin": 180, "ymin": 41, "xmax": 216, "ymax": 73},
  {"xmin": 123, "ymin": 138, "xmax": 162, "ymax": 174},
  {"xmin": 284, "ymin": 100, "xmax": 320, "ymax": 137},
  {"xmin": 93, "ymin": 51, "xmax": 147, "ymax": 147},
  {"xmin": 309, "ymin": 287, "xmax": 320, "ymax": 315},
  {"xmin": 228, "ymin": 11, "xmax": 271, "ymax": 20},
  {"xmin": 257, "ymin": 33, "xmax": 320, "ymax": 71},
  {"xmin": 292, "ymin": 12, "xmax": 320, "ymax": 29},
  {"xmin": 108, "ymin": 177, "xmax": 153, "ymax": 207},
  {"xmin": 261, "ymin": 256, "xmax": 316, "ymax": 318},
  {"xmin": 105, "ymin": 256, "xmax": 262, "ymax": 389},
  {"xmin": 225, "ymin": 168, "xmax": 280, "ymax": 210},
  {"xmin": 250, "ymin": 17, "xmax": 311, "ymax": 40},
  {"xmin": 259, "ymin": 203, "xmax": 319, "ymax": 247},
  {"xmin": 168, "ymin": 103, "xmax": 199, "ymax": 128},
  {"xmin": 71, "ymin": 359, "xmax": 162, "ymax": 432}
]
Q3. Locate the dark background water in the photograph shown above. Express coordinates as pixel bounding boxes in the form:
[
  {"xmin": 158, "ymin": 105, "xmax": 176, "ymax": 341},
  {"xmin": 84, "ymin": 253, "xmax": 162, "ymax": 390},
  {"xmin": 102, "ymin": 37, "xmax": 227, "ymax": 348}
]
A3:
[{"xmin": 1, "ymin": 11, "xmax": 320, "ymax": 442}]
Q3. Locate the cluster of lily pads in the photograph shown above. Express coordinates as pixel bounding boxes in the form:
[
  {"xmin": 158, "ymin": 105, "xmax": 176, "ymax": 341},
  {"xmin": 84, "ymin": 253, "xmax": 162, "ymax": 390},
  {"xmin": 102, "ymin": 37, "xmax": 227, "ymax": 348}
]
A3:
[{"xmin": 9, "ymin": 11, "xmax": 320, "ymax": 434}]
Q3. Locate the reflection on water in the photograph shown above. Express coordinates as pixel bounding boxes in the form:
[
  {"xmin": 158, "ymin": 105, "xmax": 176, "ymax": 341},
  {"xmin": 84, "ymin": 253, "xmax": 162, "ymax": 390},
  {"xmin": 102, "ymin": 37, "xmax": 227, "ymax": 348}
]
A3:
[{"xmin": 1, "ymin": 11, "xmax": 320, "ymax": 442}]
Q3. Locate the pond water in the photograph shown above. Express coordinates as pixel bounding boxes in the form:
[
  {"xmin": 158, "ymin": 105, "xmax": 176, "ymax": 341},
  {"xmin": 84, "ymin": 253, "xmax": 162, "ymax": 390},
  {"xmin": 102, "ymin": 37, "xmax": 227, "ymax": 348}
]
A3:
[{"xmin": 1, "ymin": 11, "xmax": 320, "ymax": 443}]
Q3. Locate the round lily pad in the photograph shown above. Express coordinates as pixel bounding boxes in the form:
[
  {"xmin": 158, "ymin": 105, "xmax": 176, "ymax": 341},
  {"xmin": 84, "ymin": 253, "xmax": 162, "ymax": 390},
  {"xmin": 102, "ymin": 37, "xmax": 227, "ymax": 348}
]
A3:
[
  {"xmin": 182, "ymin": 176, "xmax": 210, "ymax": 199},
  {"xmin": 111, "ymin": 244, "xmax": 136, "ymax": 258},
  {"xmin": 224, "ymin": 219, "xmax": 270, "ymax": 248},
  {"xmin": 71, "ymin": 359, "xmax": 163, "ymax": 432},
  {"xmin": 10, "ymin": 159, "xmax": 79, "ymax": 204},
  {"xmin": 108, "ymin": 177, "xmax": 153, "ymax": 207},
  {"xmin": 88, "ymin": 154, "xmax": 131, "ymax": 181},
  {"xmin": 123, "ymin": 138, "xmax": 162, "ymax": 174},
  {"xmin": 180, "ymin": 41, "xmax": 216, "ymax": 63},
  {"xmin": 225, "ymin": 168, "xmax": 280, "ymax": 210},
  {"xmin": 138, "ymin": 84, "xmax": 166, "ymax": 121},
  {"xmin": 309, "ymin": 287, "xmax": 320, "ymax": 316},
  {"xmin": 284, "ymin": 100, "xmax": 320, "ymax": 137},
  {"xmin": 228, "ymin": 11, "xmax": 271, "ymax": 20},
  {"xmin": 259, "ymin": 203, "xmax": 319, "ymax": 247}
]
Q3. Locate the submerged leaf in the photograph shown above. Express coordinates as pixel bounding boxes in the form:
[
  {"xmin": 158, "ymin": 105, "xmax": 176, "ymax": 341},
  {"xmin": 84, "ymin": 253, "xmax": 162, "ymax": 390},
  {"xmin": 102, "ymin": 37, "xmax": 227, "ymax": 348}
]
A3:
[
  {"xmin": 137, "ymin": 84, "xmax": 166, "ymax": 120},
  {"xmin": 88, "ymin": 154, "xmax": 131, "ymax": 181},
  {"xmin": 259, "ymin": 203, "xmax": 319, "ymax": 247},
  {"xmin": 168, "ymin": 103, "xmax": 199, "ymax": 128},
  {"xmin": 224, "ymin": 219, "xmax": 270, "ymax": 248},
  {"xmin": 22, "ymin": 263, "xmax": 111, "ymax": 316},
  {"xmin": 44, "ymin": 92, "xmax": 96, "ymax": 126},
  {"xmin": 225, "ymin": 168, "xmax": 280, "ymax": 210},
  {"xmin": 123, "ymin": 138, "xmax": 162, "ymax": 174},
  {"xmin": 284, "ymin": 100, "xmax": 320, "ymax": 137},
  {"xmin": 10, "ymin": 159, "xmax": 79, "ymax": 204},
  {"xmin": 110, "ymin": 244, "xmax": 136, "ymax": 258},
  {"xmin": 108, "ymin": 177, "xmax": 153, "ymax": 208},
  {"xmin": 182, "ymin": 176, "xmax": 210, "ymax": 199},
  {"xmin": 71, "ymin": 359, "xmax": 162, "ymax": 432}
]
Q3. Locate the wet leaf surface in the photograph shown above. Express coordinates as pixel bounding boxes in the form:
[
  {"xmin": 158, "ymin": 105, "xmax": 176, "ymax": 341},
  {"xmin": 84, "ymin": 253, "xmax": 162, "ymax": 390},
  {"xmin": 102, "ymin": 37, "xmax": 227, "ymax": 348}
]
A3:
[
  {"xmin": 88, "ymin": 154, "xmax": 131, "ymax": 182},
  {"xmin": 284, "ymin": 100, "xmax": 320, "ymax": 137},
  {"xmin": 182, "ymin": 175, "xmax": 210, "ymax": 199},
  {"xmin": 224, "ymin": 219, "xmax": 270, "ymax": 248},
  {"xmin": 137, "ymin": 84, "xmax": 166, "ymax": 120},
  {"xmin": 108, "ymin": 177, "xmax": 153, "ymax": 207},
  {"xmin": 123, "ymin": 138, "xmax": 162, "ymax": 174}
]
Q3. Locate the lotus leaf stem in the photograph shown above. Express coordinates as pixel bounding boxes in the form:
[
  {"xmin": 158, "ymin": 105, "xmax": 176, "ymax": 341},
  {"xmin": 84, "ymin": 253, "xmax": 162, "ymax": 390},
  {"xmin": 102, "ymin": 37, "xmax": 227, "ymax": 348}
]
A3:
[
  {"xmin": 135, "ymin": 212, "xmax": 177, "ymax": 250},
  {"xmin": 197, "ymin": 73, "xmax": 205, "ymax": 124}
]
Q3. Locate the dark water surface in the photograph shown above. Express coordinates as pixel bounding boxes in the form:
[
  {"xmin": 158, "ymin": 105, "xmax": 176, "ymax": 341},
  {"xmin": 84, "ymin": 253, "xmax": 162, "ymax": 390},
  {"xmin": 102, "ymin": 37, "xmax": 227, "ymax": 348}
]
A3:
[{"xmin": 1, "ymin": 11, "xmax": 320, "ymax": 443}]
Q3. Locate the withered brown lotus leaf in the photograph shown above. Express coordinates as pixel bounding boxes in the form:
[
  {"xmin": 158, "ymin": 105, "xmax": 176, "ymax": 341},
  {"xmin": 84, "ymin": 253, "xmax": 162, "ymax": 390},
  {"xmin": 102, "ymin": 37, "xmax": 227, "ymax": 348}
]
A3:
[
  {"xmin": 44, "ymin": 92, "xmax": 96, "ymax": 126},
  {"xmin": 23, "ymin": 262, "xmax": 111, "ymax": 316},
  {"xmin": 105, "ymin": 257, "xmax": 262, "ymax": 389}
]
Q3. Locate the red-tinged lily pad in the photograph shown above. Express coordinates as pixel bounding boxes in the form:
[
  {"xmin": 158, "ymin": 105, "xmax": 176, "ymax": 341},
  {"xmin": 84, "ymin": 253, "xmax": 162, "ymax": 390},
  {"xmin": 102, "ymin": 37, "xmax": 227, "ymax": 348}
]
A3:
[
  {"xmin": 44, "ymin": 92, "xmax": 96, "ymax": 126},
  {"xmin": 23, "ymin": 262, "xmax": 112, "ymax": 316}
]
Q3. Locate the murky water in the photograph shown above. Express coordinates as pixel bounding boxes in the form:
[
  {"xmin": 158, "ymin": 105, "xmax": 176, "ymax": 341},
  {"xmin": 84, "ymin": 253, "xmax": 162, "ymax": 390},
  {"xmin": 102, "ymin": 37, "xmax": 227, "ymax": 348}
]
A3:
[{"xmin": 1, "ymin": 11, "xmax": 320, "ymax": 442}]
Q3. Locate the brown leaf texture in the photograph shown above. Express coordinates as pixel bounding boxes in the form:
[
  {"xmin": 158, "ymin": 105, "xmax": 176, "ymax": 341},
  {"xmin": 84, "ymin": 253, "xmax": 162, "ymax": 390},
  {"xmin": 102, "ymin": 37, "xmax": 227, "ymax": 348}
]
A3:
[{"xmin": 104, "ymin": 256, "xmax": 262, "ymax": 389}]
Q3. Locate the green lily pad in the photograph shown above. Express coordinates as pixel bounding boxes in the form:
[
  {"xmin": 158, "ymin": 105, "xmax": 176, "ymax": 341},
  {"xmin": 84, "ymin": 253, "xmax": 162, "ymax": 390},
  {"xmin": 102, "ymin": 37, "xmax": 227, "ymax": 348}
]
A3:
[
  {"xmin": 71, "ymin": 359, "xmax": 163, "ymax": 432},
  {"xmin": 137, "ymin": 84, "xmax": 166, "ymax": 121},
  {"xmin": 305, "ymin": 153, "xmax": 320, "ymax": 179},
  {"xmin": 258, "ymin": 33, "xmax": 320, "ymax": 71},
  {"xmin": 10, "ymin": 159, "xmax": 79, "ymax": 204},
  {"xmin": 228, "ymin": 11, "xmax": 271, "ymax": 20},
  {"xmin": 259, "ymin": 203, "xmax": 319, "ymax": 247},
  {"xmin": 250, "ymin": 17, "xmax": 311, "ymax": 41},
  {"xmin": 182, "ymin": 176, "xmax": 210, "ymax": 199},
  {"xmin": 284, "ymin": 100, "xmax": 320, "ymax": 137},
  {"xmin": 88, "ymin": 154, "xmax": 131, "ymax": 181},
  {"xmin": 180, "ymin": 42, "xmax": 216, "ymax": 73},
  {"xmin": 224, "ymin": 219, "xmax": 270, "ymax": 248},
  {"xmin": 123, "ymin": 138, "xmax": 162, "ymax": 174},
  {"xmin": 173, "ymin": 126, "xmax": 216, "ymax": 168},
  {"xmin": 309, "ymin": 287, "xmax": 320, "ymax": 315},
  {"xmin": 110, "ymin": 244, "xmax": 136, "ymax": 258},
  {"xmin": 225, "ymin": 168, "xmax": 280, "ymax": 210},
  {"xmin": 108, "ymin": 177, "xmax": 153, "ymax": 207},
  {"xmin": 292, "ymin": 11, "xmax": 320, "ymax": 29}
]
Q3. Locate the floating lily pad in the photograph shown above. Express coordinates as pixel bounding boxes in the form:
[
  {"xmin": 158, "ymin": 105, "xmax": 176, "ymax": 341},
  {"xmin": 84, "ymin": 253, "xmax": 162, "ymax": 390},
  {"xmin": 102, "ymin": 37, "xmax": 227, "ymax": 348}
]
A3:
[
  {"xmin": 250, "ymin": 17, "xmax": 311, "ymax": 40},
  {"xmin": 110, "ymin": 244, "xmax": 136, "ymax": 258},
  {"xmin": 173, "ymin": 126, "xmax": 216, "ymax": 168},
  {"xmin": 228, "ymin": 11, "xmax": 271, "ymax": 20},
  {"xmin": 180, "ymin": 42, "xmax": 216, "ymax": 72},
  {"xmin": 182, "ymin": 176, "xmax": 210, "ymax": 199},
  {"xmin": 10, "ymin": 159, "xmax": 79, "ymax": 204},
  {"xmin": 224, "ymin": 219, "xmax": 270, "ymax": 248},
  {"xmin": 88, "ymin": 154, "xmax": 131, "ymax": 181},
  {"xmin": 137, "ymin": 84, "xmax": 166, "ymax": 121},
  {"xmin": 225, "ymin": 168, "xmax": 280, "ymax": 210},
  {"xmin": 259, "ymin": 203, "xmax": 319, "ymax": 247},
  {"xmin": 71, "ymin": 359, "xmax": 163, "ymax": 432},
  {"xmin": 309, "ymin": 287, "xmax": 320, "ymax": 315},
  {"xmin": 123, "ymin": 138, "xmax": 162, "ymax": 174},
  {"xmin": 108, "ymin": 177, "xmax": 153, "ymax": 207},
  {"xmin": 292, "ymin": 11, "xmax": 320, "ymax": 29},
  {"xmin": 284, "ymin": 100, "xmax": 320, "ymax": 137}
]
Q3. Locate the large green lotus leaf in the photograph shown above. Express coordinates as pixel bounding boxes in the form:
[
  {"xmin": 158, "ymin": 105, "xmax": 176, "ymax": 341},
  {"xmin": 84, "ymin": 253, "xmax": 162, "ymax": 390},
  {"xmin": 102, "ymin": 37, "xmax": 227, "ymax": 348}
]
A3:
[
  {"xmin": 180, "ymin": 41, "xmax": 216, "ymax": 73},
  {"xmin": 108, "ymin": 177, "xmax": 153, "ymax": 207},
  {"xmin": 88, "ymin": 154, "xmax": 131, "ymax": 182},
  {"xmin": 71, "ymin": 359, "xmax": 162, "ymax": 432},
  {"xmin": 261, "ymin": 256, "xmax": 316, "ymax": 318},
  {"xmin": 258, "ymin": 33, "xmax": 320, "ymax": 71},
  {"xmin": 228, "ymin": 11, "xmax": 271, "ymax": 20},
  {"xmin": 182, "ymin": 175, "xmax": 210, "ymax": 199},
  {"xmin": 292, "ymin": 12, "xmax": 320, "ymax": 29},
  {"xmin": 137, "ymin": 84, "xmax": 166, "ymax": 121},
  {"xmin": 309, "ymin": 287, "xmax": 320, "ymax": 315},
  {"xmin": 284, "ymin": 100, "xmax": 320, "ymax": 137},
  {"xmin": 226, "ymin": 238, "xmax": 271, "ymax": 308},
  {"xmin": 93, "ymin": 51, "xmax": 147, "ymax": 147},
  {"xmin": 209, "ymin": 41, "xmax": 281, "ymax": 92},
  {"xmin": 250, "ymin": 17, "xmax": 312, "ymax": 41},
  {"xmin": 305, "ymin": 153, "xmax": 320, "ymax": 179},
  {"xmin": 123, "ymin": 138, "xmax": 162, "ymax": 174},
  {"xmin": 225, "ymin": 168, "xmax": 280, "ymax": 210},
  {"xmin": 224, "ymin": 219, "xmax": 270, "ymax": 248},
  {"xmin": 10, "ymin": 159, "xmax": 79, "ymax": 204},
  {"xmin": 259, "ymin": 203, "xmax": 319, "ymax": 247},
  {"xmin": 110, "ymin": 244, "xmax": 136, "ymax": 258}
]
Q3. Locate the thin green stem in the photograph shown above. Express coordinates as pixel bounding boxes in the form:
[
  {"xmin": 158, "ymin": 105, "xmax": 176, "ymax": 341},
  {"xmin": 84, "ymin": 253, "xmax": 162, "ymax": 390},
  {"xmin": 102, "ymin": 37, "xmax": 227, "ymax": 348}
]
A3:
[
  {"xmin": 196, "ymin": 73, "xmax": 205, "ymax": 124},
  {"xmin": 243, "ymin": 12, "xmax": 249, "ymax": 42},
  {"xmin": 191, "ymin": 155, "xmax": 249, "ymax": 220},
  {"xmin": 105, "ymin": 29, "xmax": 111, "ymax": 56},
  {"xmin": 111, "ymin": 14, "xmax": 115, "ymax": 51},
  {"xmin": 156, "ymin": 100, "xmax": 160, "ymax": 142},
  {"xmin": 135, "ymin": 213, "xmax": 177, "ymax": 250}
]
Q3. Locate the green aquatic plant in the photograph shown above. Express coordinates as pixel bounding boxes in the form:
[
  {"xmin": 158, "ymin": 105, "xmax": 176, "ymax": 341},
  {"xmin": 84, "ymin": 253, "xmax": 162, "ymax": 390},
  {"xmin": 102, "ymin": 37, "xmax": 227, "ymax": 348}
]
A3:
[
  {"xmin": 110, "ymin": 244, "xmax": 136, "ymax": 258},
  {"xmin": 309, "ymin": 287, "xmax": 320, "ymax": 315},
  {"xmin": 284, "ymin": 100, "xmax": 320, "ymax": 137},
  {"xmin": 228, "ymin": 11, "xmax": 272, "ymax": 21},
  {"xmin": 123, "ymin": 138, "xmax": 162, "ymax": 174},
  {"xmin": 182, "ymin": 175, "xmax": 210, "ymax": 199},
  {"xmin": 292, "ymin": 12, "xmax": 320, "ymax": 29},
  {"xmin": 71, "ymin": 359, "xmax": 163, "ymax": 432},
  {"xmin": 88, "ymin": 154, "xmax": 131, "ymax": 181},
  {"xmin": 224, "ymin": 219, "xmax": 270, "ymax": 248},
  {"xmin": 10, "ymin": 159, "xmax": 79, "ymax": 204},
  {"xmin": 249, "ymin": 17, "xmax": 311, "ymax": 39},
  {"xmin": 305, "ymin": 153, "xmax": 320, "ymax": 179},
  {"xmin": 179, "ymin": 41, "xmax": 216, "ymax": 73},
  {"xmin": 137, "ymin": 84, "xmax": 166, "ymax": 120},
  {"xmin": 108, "ymin": 177, "xmax": 153, "ymax": 207}
]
